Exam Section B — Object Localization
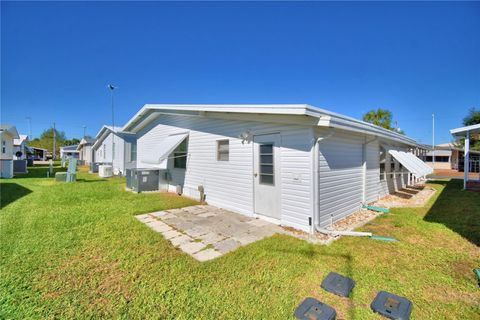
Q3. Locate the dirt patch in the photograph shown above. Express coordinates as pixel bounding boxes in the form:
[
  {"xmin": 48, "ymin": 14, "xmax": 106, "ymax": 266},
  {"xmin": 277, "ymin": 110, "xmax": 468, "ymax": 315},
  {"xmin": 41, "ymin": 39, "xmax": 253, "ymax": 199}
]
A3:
[
  {"xmin": 39, "ymin": 249, "xmax": 131, "ymax": 316},
  {"xmin": 280, "ymin": 226, "xmax": 331, "ymax": 244},
  {"xmin": 423, "ymin": 284, "xmax": 479, "ymax": 305},
  {"xmin": 373, "ymin": 185, "xmax": 436, "ymax": 208},
  {"xmin": 282, "ymin": 209, "xmax": 384, "ymax": 245}
]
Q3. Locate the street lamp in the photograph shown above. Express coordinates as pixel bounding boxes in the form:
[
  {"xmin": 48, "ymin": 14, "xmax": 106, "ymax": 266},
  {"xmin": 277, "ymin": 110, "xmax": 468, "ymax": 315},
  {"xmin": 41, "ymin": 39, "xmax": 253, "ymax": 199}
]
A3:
[
  {"xmin": 108, "ymin": 84, "xmax": 116, "ymax": 165},
  {"xmin": 26, "ymin": 116, "xmax": 32, "ymax": 139}
]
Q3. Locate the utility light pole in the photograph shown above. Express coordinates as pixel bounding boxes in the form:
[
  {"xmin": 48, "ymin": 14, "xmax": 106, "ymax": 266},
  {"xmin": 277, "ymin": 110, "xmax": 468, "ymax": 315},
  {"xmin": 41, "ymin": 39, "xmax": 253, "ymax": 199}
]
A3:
[
  {"xmin": 108, "ymin": 84, "xmax": 116, "ymax": 164},
  {"xmin": 432, "ymin": 113, "xmax": 435, "ymax": 170},
  {"xmin": 53, "ymin": 122, "xmax": 56, "ymax": 160},
  {"xmin": 82, "ymin": 125, "xmax": 87, "ymax": 138},
  {"xmin": 26, "ymin": 116, "xmax": 32, "ymax": 139}
]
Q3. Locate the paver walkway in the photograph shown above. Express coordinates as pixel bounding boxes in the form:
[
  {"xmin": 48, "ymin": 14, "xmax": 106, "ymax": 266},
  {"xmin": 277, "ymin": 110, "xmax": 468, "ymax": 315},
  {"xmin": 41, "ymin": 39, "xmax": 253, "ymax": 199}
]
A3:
[{"xmin": 135, "ymin": 205, "xmax": 284, "ymax": 261}]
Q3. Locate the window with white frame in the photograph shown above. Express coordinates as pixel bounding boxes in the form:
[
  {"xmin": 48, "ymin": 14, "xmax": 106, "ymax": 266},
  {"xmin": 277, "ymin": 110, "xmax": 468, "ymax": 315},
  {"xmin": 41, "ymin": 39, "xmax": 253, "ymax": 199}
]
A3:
[
  {"xmin": 130, "ymin": 142, "xmax": 137, "ymax": 162},
  {"xmin": 379, "ymin": 147, "xmax": 386, "ymax": 180},
  {"xmin": 173, "ymin": 139, "xmax": 187, "ymax": 169},
  {"xmin": 217, "ymin": 140, "xmax": 229, "ymax": 161}
]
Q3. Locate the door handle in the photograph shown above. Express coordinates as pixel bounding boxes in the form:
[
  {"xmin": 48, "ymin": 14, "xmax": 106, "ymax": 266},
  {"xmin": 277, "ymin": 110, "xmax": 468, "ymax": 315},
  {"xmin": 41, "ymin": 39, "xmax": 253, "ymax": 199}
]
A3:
[{"xmin": 254, "ymin": 173, "xmax": 258, "ymax": 177}]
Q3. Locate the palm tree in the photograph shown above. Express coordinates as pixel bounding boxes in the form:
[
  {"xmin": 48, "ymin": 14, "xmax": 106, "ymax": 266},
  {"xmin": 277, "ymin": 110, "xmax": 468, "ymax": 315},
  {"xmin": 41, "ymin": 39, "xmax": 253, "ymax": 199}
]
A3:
[{"xmin": 362, "ymin": 108, "xmax": 393, "ymax": 130}]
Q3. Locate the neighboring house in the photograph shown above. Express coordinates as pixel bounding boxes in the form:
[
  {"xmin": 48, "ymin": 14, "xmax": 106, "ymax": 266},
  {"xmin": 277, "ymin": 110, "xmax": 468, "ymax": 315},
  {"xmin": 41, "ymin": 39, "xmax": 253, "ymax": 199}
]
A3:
[
  {"xmin": 92, "ymin": 126, "xmax": 136, "ymax": 175},
  {"xmin": 31, "ymin": 147, "xmax": 47, "ymax": 161},
  {"xmin": 13, "ymin": 135, "xmax": 29, "ymax": 160},
  {"xmin": 60, "ymin": 145, "xmax": 80, "ymax": 161},
  {"xmin": 423, "ymin": 142, "xmax": 480, "ymax": 172},
  {"xmin": 76, "ymin": 137, "xmax": 95, "ymax": 165},
  {"xmin": 122, "ymin": 104, "xmax": 431, "ymax": 233},
  {"xmin": 0, "ymin": 124, "xmax": 20, "ymax": 178}
]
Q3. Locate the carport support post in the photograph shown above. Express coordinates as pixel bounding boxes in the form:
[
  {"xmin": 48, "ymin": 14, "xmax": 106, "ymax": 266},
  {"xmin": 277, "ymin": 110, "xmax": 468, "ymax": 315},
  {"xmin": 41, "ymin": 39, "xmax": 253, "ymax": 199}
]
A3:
[{"xmin": 464, "ymin": 131, "xmax": 470, "ymax": 189}]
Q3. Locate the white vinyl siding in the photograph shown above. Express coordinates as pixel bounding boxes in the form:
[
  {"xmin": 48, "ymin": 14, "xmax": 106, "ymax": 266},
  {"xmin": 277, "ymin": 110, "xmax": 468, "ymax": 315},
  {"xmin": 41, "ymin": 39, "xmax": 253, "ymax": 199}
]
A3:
[
  {"xmin": 0, "ymin": 160, "xmax": 13, "ymax": 178},
  {"xmin": 137, "ymin": 114, "xmax": 314, "ymax": 232},
  {"xmin": 317, "ymin": 130, "xmax": 364, "ymax": 227},
  {"xmin": 0, "ymin": 134, "xmax": 14, "ymax": 160},
  {"xmin": 92, "ymin": 132, "xmax": 131, "ymax": 175},
  {"xmin": 365, "ymin": 139, "xmax": 381, "ymax": 203}
]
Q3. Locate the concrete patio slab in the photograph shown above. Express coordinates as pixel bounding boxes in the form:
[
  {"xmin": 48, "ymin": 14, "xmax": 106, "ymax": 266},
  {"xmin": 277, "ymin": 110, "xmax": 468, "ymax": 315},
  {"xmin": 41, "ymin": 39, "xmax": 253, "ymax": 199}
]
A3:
[{"xmin": 135, "ymin": 205, "xmax": 284, "ymax": 261}]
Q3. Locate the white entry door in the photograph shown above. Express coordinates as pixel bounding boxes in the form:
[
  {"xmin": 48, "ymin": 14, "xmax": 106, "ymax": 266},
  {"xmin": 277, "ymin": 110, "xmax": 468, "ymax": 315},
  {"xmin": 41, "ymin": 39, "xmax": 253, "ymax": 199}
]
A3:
[{"xmin": 253, "ymin": 133, "xmax": 281, "ymax": 219}]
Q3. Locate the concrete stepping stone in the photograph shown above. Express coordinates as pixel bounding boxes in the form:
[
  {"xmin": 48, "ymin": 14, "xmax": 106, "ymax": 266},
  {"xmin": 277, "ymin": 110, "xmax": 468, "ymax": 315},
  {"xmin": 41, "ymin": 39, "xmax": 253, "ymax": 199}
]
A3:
[
  {"xmin": 150, "ymin": 211, "xmax": 168, "ymax": 218},
  {"xmin": 170, "ymin": 235, "xmax": 193, "ymax": 247},
  {"xmin": 192, "ymin": 249, "xmax": 222, "ymax": 262},
  {"xmin": 184, "ymin": 226, "xmax": 210, "ymax": 238},
  {"xmin": 179, "ymin": 241, "xmax": 207, "ymax": 254},
  {"xmin": 197, "ymin": 232, "xmax": 225, "ymax": 245},
  {"xmin": 162, "ymin": 229, "xmax": 182, "ymax": 240},
  {"xmin": 213, "ymin": 238, "xmax": 241, "ymax": 254},
  {"xmin": 147, "ymin": 221, "xmax": 172, "ymax": 233}
]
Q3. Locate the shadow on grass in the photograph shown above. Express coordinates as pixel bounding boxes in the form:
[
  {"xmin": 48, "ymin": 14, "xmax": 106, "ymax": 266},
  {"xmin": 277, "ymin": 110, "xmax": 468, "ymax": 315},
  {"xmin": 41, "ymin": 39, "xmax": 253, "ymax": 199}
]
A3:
[
  {"xmin": 0, "ymin": 183, "xmax": 32, "ymax": 209},
  {"xmin": 425, "ymin": 179, "xmax": 480, "ymax": 246},
  {"xmin": 274, "ymin": 242, "xmax": 356, "ymax": 319},
  {"xmin": 14, "ymin": 166, "xmax": 66, "ymax": 179},
  {"xmin": 76, "ymin": 179, "xmax": 106, "ymax": 183}
]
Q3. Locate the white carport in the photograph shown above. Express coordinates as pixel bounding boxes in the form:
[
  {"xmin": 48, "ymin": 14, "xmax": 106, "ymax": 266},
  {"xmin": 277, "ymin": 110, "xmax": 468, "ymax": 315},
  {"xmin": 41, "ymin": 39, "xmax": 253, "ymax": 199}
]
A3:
[{"xmin": 450, "ymin": 124, "xmax": 480, "ymax": 189}]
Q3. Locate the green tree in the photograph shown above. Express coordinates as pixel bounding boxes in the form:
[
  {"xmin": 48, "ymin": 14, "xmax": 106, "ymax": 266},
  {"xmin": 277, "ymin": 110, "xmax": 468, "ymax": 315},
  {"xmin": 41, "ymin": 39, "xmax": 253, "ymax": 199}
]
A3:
[
  {"xmin": 463, "ymin": 107, "xmax": 480, "ymax": 126},
  {"xmin": 64, "ymin": 138, "xmax": 80, "ymax": 146},
  {"xmin": 362, "ymin": 108, "xmax": 393, "ymax": 129},
  {"xmin": 28, "ymin": 128, "xmax": 68, "ymax": 155},
  {"xmin": 454, "ymin": 108, "xmax": 480, "ymax": 151}
]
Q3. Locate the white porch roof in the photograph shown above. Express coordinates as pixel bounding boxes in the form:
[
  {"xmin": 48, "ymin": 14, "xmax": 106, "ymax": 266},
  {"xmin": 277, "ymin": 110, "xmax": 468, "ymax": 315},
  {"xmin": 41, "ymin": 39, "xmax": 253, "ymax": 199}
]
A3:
[
  {"xmin": 450, "ymin": 124, "xmax": 480, "ymax": 139},
  {"xmin": 142, "ymin": 133, "xmax": 188, "ymax": 168},
  {"xmin": 389, "ymin": 150, "xmax": 433, "ymax": 178}
]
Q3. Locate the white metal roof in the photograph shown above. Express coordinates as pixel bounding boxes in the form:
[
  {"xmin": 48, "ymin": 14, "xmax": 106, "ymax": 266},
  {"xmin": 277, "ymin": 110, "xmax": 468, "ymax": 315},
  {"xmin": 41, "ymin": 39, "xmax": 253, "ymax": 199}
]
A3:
[
  {"xmin": 0, "ymin": 124, "xmax": 20, "ymax": 139},
  {"xmin": 142, "ymin": 133, "xmax": 188, "ymax": 168},
  {"xmin": 425, "ymin": 149, "xmax": 452, "ymax": 157},
  {"xmin": 122, "ymin": 104, "xmax": 419, "ymax": 147},
  {"xmin": 92, "ymin": 125, "xmax": 134, "ymax": 150},
  {"xmin": 13, "ymin": 134, "xmax": 28, "ymax": 146},
  {"xmin": 389, "ymin": 150, "xmax": 433, "ymax": 178}
]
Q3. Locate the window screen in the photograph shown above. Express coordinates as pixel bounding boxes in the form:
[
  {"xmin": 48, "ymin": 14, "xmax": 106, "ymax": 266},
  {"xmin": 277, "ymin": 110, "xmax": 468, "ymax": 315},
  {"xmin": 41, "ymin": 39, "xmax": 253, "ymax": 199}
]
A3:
[
  {"xmin": 379, "ymin": 147, "xmax": 386, "ymax": 181},
  {"xmin": 174, "ymin": 139, "xmax": 187, "ymax": 169},
  {"xmin": 217, "ymin": 140, "xmax": 229, "ymax": 161},
  {"xmin": 259, "ymin": 143, "xmax": 274, "ymax": 185},
  {"xmin": 130, "ymin": 142, "xmax": 137, "ymax": 162}
]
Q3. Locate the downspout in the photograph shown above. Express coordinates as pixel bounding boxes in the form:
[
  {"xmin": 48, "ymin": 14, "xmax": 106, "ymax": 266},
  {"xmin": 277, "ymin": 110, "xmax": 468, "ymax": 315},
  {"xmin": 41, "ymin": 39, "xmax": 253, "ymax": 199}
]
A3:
[{"xmin": 313, "ymin": 129, "xmax": 373, "ymax": 237}]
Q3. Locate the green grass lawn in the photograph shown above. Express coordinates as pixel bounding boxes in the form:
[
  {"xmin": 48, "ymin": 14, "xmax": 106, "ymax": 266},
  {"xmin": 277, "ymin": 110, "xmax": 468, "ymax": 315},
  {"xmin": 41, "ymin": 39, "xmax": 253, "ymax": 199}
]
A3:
[{"xmin": 1, "ymin": 165, "xmax": 479, "ymax": 319}]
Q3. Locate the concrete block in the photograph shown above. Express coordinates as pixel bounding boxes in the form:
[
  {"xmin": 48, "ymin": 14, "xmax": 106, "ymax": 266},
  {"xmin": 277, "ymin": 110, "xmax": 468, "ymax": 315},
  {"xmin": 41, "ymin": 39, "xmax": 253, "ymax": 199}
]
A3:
[
  {"xmin": 179, "ymin": 241, "xmax": 207, "ymax": 254},
  {"xmin": 192, "ymin": 249, "xmax": 222, "ymax": 262}
]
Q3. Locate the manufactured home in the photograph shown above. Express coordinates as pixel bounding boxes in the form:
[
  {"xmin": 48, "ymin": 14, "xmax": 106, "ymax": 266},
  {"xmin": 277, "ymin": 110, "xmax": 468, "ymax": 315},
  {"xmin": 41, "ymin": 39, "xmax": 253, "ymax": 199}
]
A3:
[
  {"xmin": 422, "ymin": 142, "xmax": 480, "ymax": 172},
  {"xmin": 31, "ymin": 147, "xmax": 47, "ymax": 161},
  {"xmin": 76, "ymin": 137, "xmax": 95, "ymax": 165},
  {"xmin": 123, "ymin": 104, "xmax": 431, "ymax": 233},
  {"xmin": 13, "ymin": 135, "xmax": 29, "ymax": 160},
  {"xmin": 60, "ymin": 145, "xmax": 79, "ymax": 162},
  {"xmin": 92, "ymin": 126, "xmax": 136, "ymax": 175},
  {"xmin": 0, "ymin": 124, "xmax": 20, "ymax": 178}
]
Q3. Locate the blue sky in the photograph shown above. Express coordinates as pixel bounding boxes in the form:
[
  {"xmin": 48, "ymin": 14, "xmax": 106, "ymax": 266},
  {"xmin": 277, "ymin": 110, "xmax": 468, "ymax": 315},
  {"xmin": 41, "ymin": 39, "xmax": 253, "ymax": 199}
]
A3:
[{"xmin": 2, "ymin": 1, "xmax": 479, "ymax": 144}]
